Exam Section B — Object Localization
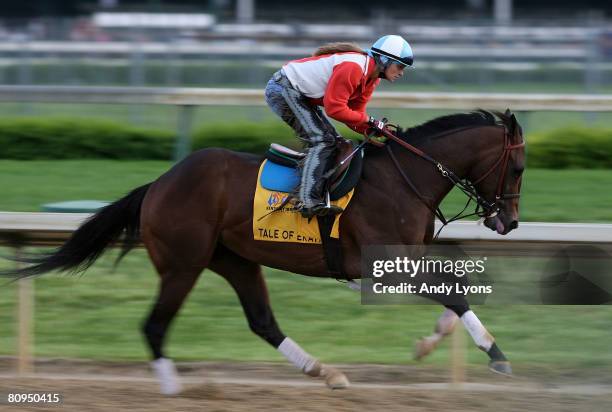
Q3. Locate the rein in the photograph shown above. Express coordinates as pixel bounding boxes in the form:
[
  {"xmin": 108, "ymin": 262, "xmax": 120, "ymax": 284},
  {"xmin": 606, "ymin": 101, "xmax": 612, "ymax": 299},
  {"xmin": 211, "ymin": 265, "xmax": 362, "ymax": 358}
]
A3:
[{"xmin": 380, "ymin": 125, "xmax": 524, "ymax": 239}]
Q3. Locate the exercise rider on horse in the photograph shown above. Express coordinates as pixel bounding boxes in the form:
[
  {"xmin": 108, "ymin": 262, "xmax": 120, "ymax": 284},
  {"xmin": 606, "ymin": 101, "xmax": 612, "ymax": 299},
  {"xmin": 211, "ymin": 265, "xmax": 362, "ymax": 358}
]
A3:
[{"xmin": 265, "ymin": 35, "xmax": 414, "ymax": 218}]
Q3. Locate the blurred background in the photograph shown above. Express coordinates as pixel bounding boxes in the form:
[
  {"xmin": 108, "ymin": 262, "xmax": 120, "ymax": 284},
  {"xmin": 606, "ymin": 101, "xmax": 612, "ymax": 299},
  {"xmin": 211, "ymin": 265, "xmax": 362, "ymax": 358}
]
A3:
[
  {"xmin": 0, "ymin": 0, "xmax": 611, "ymax": 158},
  {"xmin": 1, "ymin": 0, "xmax": 612, "ymax": 93},
  {"xmin": 0, "ymin": 1, "xmax": 611, "ymax": 410}
]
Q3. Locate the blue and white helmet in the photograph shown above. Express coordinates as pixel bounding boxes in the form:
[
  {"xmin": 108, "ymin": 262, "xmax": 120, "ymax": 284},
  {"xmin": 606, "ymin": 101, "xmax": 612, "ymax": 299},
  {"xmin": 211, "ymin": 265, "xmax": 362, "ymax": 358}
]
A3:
[{"xmin": 367, "ymin": 35, "xmax": 413, "ymax": 67}]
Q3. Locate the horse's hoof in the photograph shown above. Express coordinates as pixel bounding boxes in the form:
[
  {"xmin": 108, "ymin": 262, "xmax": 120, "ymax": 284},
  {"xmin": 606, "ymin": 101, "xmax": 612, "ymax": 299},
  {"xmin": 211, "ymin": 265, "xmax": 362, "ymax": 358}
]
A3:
[
  {"xmin": 151, "ymin": 357, "xmax": 183, "ymax": 395},
  {"xmin": 489, "ymin": 360, "xmax": 513, "ymax": 377},
  {"xmin": 414, "ymin": 336, "xmax": 437, "ymax": 360},
  {"xmin": 321, "ymin": 366, "xmax": 350, "ymax": 389},
  {"xmin": 305, "ymin": 361, "xmax": 322, "ymax": 377}
]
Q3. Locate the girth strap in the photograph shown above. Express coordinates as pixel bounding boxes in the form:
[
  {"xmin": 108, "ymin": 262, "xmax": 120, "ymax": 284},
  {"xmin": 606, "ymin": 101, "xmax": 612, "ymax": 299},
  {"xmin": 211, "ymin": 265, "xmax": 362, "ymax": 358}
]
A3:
[{"xmin": 316, "ymin": 214, "xmax": 347, "ymax": 279}]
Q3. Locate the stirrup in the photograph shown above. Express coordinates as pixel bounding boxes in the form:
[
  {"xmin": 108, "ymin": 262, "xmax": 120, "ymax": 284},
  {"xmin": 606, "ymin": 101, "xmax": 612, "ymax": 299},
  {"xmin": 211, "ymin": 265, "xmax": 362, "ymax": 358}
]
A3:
[
  {"xmin": 300, "ymin": 203, "xmax": 344, "ymax": 219},
  {"xmin": 300, "ymin": 193, "xmax": 344, "ymax": 218}
]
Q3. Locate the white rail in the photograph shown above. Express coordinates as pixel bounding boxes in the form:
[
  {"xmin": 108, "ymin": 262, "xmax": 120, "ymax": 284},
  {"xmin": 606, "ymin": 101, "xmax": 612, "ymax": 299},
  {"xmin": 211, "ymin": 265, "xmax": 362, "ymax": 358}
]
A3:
[
  {"xmin": 1, "ymin": 212, "xmax": 612, "ymax": 245},
  {"xmin": 1, "ymin": 85, "xmax": 611, "ymax": 111}
]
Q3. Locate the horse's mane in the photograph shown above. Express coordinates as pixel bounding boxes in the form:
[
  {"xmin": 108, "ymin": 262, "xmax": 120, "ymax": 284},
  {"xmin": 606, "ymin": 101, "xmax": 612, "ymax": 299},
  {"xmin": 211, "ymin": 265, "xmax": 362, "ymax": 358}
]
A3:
[{"xmin": 395, "ymin": 110, "xmax": 511, "ymax": 143}]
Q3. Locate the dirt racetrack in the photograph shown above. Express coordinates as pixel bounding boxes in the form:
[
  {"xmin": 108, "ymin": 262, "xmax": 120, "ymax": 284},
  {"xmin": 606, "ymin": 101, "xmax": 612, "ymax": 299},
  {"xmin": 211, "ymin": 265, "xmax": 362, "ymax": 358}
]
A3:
[{"xmin": 1, "ymin": 358, "xmax": 611, "ymax": 411}]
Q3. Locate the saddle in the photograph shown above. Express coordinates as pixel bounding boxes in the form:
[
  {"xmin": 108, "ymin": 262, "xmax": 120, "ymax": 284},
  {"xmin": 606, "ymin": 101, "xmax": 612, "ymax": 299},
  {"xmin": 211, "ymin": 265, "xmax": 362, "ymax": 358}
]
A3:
[
  {"xmin": 256, "ymin": 138, "xmax": 362, "ymax": 278},
  {"xmin": 260, "ymin": 138, "xmax": 364, "ymax": 200}
]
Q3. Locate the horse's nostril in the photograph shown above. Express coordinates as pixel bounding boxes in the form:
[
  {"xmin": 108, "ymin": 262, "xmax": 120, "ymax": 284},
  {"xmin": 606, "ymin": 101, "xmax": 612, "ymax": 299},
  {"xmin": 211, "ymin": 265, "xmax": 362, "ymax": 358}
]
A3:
[{"xmin": 509, "ymin": 220, "xmax": 518, "ymax": 230}]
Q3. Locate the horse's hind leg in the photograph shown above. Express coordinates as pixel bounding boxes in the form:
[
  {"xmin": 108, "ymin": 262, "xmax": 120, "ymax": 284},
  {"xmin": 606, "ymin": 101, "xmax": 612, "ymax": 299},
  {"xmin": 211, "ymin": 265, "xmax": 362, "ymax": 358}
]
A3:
[
  {"xmin": 142, "ymin": 266, "xmax": 204, "ymax": 394},
  {"xmin": 141, "ymin": 224, "xmax": 214, "ymax": 394},
  {"xmin": 209, "ymin": 245, "xmax": 349, "ymax": 389}
]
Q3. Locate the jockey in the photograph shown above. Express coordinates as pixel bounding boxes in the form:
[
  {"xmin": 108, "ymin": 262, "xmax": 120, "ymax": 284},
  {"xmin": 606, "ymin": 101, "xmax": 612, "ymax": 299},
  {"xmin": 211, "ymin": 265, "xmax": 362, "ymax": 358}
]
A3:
[{"xmin": 265, "ymin": 34, "xmax": 413, "ymax": 218}]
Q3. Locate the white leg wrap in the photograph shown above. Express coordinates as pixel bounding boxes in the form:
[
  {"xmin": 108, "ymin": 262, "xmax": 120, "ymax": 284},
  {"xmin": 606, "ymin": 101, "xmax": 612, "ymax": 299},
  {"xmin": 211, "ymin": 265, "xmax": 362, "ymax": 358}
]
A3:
[
  {"xmin": 461, "ymin": 310, "xmax": 494, "ymax": 351},
  {"xmin": 277, "ymin": 337, "xmax": 318, "ymax": 374},
  {"xmin": 151, "ymin": 357, "xmax": 182, "ymax": 395}
]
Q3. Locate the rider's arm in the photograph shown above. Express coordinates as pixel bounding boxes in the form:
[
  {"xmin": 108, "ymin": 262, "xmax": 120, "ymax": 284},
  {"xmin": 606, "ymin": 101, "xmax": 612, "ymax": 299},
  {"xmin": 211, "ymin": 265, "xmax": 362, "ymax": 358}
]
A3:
[
  {"xmin": 348, "ymin": 78, "xmax": 379, "ymax": 113},
  {"xmin": 323, "ymin": 62, "xmax": 371, "ymax": 132},
  {"xmin": 347, "ymin": 79, "xmax": 380, "ymax": 133}
]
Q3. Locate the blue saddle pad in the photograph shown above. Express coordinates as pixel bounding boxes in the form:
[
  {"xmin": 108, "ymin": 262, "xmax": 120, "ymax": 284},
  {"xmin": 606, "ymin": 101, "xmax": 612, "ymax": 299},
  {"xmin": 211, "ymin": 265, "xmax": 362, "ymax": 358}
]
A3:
[{"xmin": 260, "ymin": 160, "xmax": 300, "ymax": 193}]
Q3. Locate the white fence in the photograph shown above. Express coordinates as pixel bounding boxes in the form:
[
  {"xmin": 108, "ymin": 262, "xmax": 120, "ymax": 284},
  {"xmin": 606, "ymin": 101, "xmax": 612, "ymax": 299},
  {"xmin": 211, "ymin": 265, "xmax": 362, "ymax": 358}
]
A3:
[
  {"xmin": 2, "ymin": 85, "xmax": 612, "ymax": 111},
  {"xmin": 2, "ymin": 212, "xmax": 612, "ymax": 246}
]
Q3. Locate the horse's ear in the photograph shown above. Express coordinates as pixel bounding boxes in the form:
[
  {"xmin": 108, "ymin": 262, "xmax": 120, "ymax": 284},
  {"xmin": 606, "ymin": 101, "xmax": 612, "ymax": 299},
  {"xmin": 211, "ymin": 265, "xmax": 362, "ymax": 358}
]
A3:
[
  {"xmin": 509, "ymin": 113, "xmax": 520, "ymax": 140},
  {"xmin": 504, "ymin": 108, "xmax": 512, "ymax": 117}
]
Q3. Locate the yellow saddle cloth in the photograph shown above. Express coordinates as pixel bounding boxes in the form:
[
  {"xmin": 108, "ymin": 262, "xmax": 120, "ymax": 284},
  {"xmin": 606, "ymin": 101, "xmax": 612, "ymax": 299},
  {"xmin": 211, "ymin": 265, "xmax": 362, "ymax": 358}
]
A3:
[{"xmin": 252, "ymin": 160, "xmax": 354, "ymax": 244}]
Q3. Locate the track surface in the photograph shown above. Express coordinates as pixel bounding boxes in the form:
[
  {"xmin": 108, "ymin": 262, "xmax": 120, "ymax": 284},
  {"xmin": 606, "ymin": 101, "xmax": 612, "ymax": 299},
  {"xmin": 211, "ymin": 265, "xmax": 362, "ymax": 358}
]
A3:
[{"xmin": 1, "ymin": 359, "xmax": 611, "ymax": 411}]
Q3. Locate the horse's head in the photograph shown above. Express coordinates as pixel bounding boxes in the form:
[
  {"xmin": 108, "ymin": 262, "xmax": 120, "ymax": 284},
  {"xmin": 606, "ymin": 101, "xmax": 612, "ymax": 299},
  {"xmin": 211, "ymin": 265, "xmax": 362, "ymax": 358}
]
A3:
[
  {"xmin": 470, "ymin": 110, "xmax": 525, "ymax": 235},
  {"xmin": 388, "ymin": 110, "xmax": 525, "ymax": 237}
]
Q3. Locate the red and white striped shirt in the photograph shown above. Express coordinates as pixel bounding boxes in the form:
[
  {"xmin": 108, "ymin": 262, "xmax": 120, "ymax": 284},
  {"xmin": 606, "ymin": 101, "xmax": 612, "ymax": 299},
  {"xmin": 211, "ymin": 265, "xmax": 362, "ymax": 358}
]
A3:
[{"xmin": 282, "ymin": 52, "xmax": 380, "ymax": 134}]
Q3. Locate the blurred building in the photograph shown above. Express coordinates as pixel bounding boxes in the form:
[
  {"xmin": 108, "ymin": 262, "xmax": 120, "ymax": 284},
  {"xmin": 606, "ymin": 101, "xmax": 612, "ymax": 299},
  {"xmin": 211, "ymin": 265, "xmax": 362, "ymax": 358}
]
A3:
[
  {"xmin": 0, "ymin": 1, "xmax": 610, "ymax": 93},
  {"xmin": 1, "ymin": 1, "xmax": 612, "ymax": 20}
]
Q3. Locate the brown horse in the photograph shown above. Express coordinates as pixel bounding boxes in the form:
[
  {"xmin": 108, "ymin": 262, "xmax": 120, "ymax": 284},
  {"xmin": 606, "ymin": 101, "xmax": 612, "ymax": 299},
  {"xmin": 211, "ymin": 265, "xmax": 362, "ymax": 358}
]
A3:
[{"xmin": 4, "ymin": 110, "xmax": 524, "ymax": 394}]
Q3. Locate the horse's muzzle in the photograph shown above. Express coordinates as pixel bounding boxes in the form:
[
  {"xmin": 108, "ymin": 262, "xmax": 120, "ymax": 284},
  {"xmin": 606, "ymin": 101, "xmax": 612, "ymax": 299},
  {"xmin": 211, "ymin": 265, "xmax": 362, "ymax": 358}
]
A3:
[
  {"xmin": 484, "ymin": 216, "xmax": 518, "ymax": 235},
  {"xmin": 508, "ymin": 220, "xmax": 519, "ymax": 231}
]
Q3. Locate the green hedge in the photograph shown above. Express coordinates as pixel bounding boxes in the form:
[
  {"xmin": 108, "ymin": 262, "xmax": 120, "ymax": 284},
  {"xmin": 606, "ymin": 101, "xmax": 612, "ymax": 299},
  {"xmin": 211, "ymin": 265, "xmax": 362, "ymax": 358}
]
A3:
[
  {"xmin": 527, "ymin": 127, "xmax": 612, "ymax": 169},
  {"xmin": 192, "ymin": 122, "xmax": 297, "ymax": 154},
  {"xmin": 0, "ymin": 117, "xmax": 611, "ymax": 169},
  {"xmin": 0, "ymin": 118, "xmax": 174, "ymax": 160},
  {"xmin": 0, "ymin": 118, "xmax": 297, "ymax": 160}
]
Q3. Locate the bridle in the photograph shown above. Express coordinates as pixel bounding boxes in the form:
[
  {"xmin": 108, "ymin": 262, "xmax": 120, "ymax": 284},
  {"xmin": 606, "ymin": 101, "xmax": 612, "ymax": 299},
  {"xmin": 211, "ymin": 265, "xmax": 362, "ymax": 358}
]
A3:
[
  {"xmin": 380, "ymin": 124, "xmax": 525, "ymax": 238},
  {"xmin": 470, "ymin": 127, "xmax": 525, "ymax": 204}
]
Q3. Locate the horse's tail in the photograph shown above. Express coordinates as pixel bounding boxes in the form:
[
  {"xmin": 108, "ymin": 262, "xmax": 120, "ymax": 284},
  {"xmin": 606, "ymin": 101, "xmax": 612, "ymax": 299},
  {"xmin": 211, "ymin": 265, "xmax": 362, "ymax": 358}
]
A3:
[{"xmin": 2, "ymin": 183, "xmax": 152, "ymax": 279}]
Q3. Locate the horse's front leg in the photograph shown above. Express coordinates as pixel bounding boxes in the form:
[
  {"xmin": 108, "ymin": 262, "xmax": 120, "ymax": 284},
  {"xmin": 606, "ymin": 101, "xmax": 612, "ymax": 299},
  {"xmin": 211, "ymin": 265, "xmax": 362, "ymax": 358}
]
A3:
[
  {"xmin": 414, "ymin": 308, "xmax": 459, "ymax": 360},
  {"xmin": 447, "ymin": 304, "xmax": 513, "ymax": 376}
]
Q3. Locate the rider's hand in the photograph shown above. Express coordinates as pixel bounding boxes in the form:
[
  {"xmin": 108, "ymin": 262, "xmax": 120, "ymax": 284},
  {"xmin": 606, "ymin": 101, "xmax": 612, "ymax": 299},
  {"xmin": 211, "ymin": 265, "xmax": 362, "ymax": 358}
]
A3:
[{"xmin": 367, "ymin": 116, "xmax": 387, "ymax": 137}]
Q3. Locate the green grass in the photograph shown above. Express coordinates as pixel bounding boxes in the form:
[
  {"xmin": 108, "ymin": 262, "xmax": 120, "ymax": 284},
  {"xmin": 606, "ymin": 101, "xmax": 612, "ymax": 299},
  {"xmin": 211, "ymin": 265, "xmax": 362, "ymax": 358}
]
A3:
[
  {"xmin": 1, "ymin": 252, "xmax": 611, "ymax": 369},
  {"xmin": 0, "ymin": 160, "xmax": 610, "ymax": 222},
  {"xmin": 0, "ymin": 160, "xmax": 611, "ymax": 368},
  {"xmin": 0, "ymin": 160, "xmax": 172, "ymax": 212}
]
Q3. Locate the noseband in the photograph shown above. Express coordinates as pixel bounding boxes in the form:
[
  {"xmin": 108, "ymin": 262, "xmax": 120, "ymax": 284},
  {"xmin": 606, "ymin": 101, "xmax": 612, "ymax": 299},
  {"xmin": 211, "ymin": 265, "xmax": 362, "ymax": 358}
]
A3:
[{"xmin": 381, "ymin": 124, "xmax": 524, "ymax": 238}]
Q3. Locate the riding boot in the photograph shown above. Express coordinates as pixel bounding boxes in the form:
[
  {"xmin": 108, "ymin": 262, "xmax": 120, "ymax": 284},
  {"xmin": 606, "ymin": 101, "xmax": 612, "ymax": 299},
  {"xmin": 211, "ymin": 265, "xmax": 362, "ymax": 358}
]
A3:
[{"xmin": 299, "ymin": 142, "xmax": 344, "ymax": 219}]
